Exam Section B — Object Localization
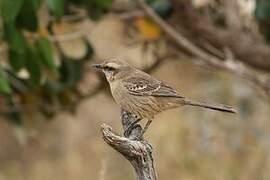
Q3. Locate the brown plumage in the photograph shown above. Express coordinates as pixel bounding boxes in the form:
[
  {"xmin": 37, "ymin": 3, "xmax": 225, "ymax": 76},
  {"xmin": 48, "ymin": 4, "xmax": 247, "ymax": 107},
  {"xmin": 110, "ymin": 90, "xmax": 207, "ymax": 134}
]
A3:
[{"xmin": 92, "ymin": 60, "xmax": 236, "ymax": 135}]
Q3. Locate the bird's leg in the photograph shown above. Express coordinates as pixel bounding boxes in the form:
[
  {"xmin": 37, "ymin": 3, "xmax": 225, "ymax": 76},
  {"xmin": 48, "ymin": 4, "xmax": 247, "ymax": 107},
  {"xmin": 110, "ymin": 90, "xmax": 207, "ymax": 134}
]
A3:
[{"xmin": 141, "ymin": 119, "xmax": 152, "ymax": 137}]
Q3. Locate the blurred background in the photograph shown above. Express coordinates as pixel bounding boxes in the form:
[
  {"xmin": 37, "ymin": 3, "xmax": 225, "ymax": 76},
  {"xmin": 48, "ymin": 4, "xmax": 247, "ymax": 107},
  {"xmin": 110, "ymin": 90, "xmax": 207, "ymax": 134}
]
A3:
[{"xmin": 0, "ymin": 0, "xmax": 270, "ymax": 179}]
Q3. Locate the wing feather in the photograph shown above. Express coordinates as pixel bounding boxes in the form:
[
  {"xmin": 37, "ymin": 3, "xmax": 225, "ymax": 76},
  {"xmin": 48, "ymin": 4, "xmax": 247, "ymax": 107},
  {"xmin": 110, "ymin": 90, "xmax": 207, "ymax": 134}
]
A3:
[{"xmin": 123, "ymin": 76, "xmax": 184, "ymax": 98}]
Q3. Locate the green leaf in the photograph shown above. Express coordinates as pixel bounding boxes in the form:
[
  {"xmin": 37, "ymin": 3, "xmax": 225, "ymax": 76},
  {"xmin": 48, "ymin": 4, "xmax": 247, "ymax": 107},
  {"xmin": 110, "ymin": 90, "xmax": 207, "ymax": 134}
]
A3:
[
  {"xmin": 0, "ymin": 20, "xmax": 4, "ymax": 40},
  {"xmin": 95, "ymin": 0, "xmax": 113, "ymax": 9},
  {"xmin": 4, "ymin": 23, "xmax": 25, "ymax": 50},
  {"xmin": 255, "ymin": 0, "xmax": 270, "ymax": 20},
  {"xmin": 146, "ymin": 0, "xmax": 172, "ymax": 19},
  {"xmin": 9, "ymin": 49, "xmax": 26, "ymax": 71},
  {"xmin": 47, "ymin": 0, "xmax": 65, "ymax": 20},
  {"xmin": 82, "ymin": 39, "xmax": 94, "ymax": 60},
  {"xmin": 4, "ymin": 70, "xmax": 29, "ymax": 92},
  {"xmin": 25, "ymin": 45, "xmax": 42, "ymax": 86},
  {"xmin": 0, "ymin": 0, "xmax": 23, "ymax": 23},
  {"xmin": 4, "ymin": 23, "xmax": 27, "ymax": 71},
  {"xmin": 0, "ymin": 67, "xmax": 12, "ymax": 94},
  {"xmin": 16, "ymin": 0, "xmax": 39, "ymax": 31},
  {"xmin": 31, "ymin": 0, "xmax": 42, "ymax": 13},
  {"xmin": 259, "ymin": 27, "xmax": 270, "ymax": 42},
  {"xmin": 37, "ymin": 37, "xmax": 57, "ymax": 73},
  {"xmin": 255, "ymin": 0, "xmax": 270, "ymax": 42},
  {"xmin": 59, "ymin": 57, "xmax": 83, "ymax": 88}
]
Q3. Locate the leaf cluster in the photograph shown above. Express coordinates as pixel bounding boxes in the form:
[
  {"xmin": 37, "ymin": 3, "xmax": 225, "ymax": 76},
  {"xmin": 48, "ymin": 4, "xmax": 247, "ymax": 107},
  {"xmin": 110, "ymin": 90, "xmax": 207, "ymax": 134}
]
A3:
[{"xmin": 0, "ymin": 0, "xmax": 112, "ymax": 124}]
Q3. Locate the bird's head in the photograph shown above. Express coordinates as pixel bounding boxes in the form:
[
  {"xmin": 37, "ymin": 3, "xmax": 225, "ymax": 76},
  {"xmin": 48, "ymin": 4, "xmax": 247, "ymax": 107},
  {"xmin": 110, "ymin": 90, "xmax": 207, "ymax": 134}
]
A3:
[{"xmin": 92, "ymin": 60, "xmax": 132, "ymax": 82}]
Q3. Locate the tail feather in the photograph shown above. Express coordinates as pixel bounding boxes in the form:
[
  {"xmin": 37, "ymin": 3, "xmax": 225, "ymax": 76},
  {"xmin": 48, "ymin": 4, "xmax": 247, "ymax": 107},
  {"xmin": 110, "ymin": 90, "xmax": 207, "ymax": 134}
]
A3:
[{"xmin": 184, "ymin": 99, "xmax": 237, "ymax": 114}]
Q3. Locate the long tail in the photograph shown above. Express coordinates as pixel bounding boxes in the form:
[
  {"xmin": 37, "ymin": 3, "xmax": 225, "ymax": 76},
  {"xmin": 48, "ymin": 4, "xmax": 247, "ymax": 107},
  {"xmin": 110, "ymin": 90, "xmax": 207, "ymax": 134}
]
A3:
[{"xmin": 183, "ymin": 99, "xmax": 237, "ymax": 113}]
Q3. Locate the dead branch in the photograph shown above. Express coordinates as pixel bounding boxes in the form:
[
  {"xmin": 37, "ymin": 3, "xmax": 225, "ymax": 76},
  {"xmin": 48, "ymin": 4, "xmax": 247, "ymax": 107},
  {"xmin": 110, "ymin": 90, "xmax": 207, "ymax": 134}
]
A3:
[
  {"xmin": 115, "ymin": 1, "xmax": 270, "ymax": 71},
  {"xmin": 137, "ymin": 0, "xmax": 270, "ymax": 98},
  {"xmin": 169, "ymin": 0, "xmax": 270, "ymax": 72},
  {"xmin": 101, "ymin": 110, "xmax": 157, "ymax": 180}
]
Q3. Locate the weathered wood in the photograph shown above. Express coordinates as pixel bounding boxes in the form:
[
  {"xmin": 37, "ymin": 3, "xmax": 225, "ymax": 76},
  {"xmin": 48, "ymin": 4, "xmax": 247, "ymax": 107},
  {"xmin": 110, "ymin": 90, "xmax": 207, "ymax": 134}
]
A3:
[{"xmin": 101, "ymin": 110, "xmax": 157, "ymax": 180}]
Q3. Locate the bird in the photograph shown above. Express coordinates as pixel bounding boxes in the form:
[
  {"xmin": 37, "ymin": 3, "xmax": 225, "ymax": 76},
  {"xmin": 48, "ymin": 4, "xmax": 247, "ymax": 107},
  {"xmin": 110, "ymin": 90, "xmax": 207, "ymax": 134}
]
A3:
[{"xmin": 92, "ymin": 60, "xmax": 236, "ymax": 136}]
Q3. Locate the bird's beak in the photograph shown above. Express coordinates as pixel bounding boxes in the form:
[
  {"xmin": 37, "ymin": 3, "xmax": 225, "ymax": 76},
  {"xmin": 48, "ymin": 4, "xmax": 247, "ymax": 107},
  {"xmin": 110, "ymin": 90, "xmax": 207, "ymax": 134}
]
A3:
[{"xmin": 91, "ymin": 63, "xmax": 103, "ymax": 70}]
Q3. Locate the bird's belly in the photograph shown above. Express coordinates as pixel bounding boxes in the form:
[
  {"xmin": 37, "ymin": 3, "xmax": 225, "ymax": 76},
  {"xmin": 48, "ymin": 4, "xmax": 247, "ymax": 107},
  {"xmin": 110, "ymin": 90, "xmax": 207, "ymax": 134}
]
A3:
[{"xmin": 113, "ymin": 91, "xmax": 164, "ymax": 119}]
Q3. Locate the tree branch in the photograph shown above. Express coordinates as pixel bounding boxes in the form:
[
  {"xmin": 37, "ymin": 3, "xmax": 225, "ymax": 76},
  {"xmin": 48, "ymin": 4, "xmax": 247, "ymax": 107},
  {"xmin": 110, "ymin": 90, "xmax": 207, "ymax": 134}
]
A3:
[
  {"xmin": 170, "ymin": 0, "xmax": 270, "ymax": 72},
  {"xmin": 101, "ymin": 110, "xmax": 157, "ymax": 180},
  {"xmin": 137, "ymin": 0, "xmax": 270, "ymax": 98}
]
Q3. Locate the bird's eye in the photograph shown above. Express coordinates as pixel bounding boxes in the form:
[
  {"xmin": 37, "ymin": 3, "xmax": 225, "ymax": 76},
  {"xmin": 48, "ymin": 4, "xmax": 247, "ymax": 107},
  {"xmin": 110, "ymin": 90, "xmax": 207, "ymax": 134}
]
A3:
[{"xmin": 104, "ymin": 66, "xmax": 115, "ymax": 71}]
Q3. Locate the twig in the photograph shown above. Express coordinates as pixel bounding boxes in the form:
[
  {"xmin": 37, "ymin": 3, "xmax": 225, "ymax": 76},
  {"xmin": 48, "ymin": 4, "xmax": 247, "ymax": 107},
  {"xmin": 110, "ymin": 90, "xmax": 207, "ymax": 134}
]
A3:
[{"xmin": 137, "ymin": 0, "xmax": 270, "ymax": 98}]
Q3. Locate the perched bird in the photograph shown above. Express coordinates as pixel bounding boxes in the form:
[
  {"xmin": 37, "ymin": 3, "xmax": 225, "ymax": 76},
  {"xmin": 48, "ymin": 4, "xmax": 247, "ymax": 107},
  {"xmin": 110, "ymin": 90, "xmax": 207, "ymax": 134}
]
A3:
[{"xmin": 92, "ymin": 60, "xmax": 236, "ymax": 135}]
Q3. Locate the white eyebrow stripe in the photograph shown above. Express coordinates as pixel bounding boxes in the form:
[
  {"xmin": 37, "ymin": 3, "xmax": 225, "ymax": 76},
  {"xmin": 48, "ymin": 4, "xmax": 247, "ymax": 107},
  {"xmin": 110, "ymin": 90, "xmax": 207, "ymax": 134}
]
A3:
[{"xmin": 106, "ymin": 62, "xmax": 121, "ymax": 68}]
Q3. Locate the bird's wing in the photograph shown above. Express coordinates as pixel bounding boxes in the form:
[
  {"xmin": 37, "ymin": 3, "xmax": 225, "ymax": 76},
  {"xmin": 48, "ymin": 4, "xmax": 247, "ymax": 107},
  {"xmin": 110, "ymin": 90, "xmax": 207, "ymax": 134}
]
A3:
[{"xmin": 123, "ymin": 76, "xmax": 184, "ymax": 98}]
